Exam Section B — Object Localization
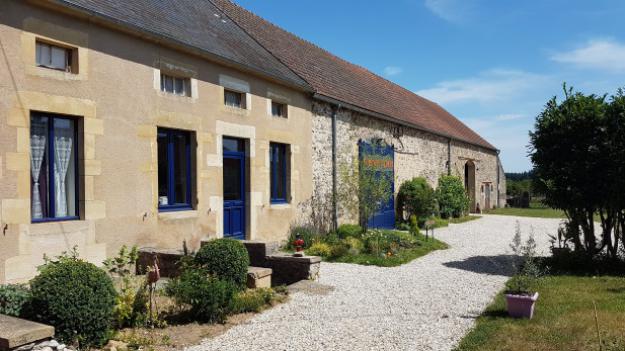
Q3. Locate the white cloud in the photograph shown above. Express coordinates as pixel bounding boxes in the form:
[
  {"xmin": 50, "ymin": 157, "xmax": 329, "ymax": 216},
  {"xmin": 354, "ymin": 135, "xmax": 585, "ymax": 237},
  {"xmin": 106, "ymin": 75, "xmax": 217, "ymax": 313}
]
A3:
[
  {"xmin": 415, "ymin": 69, "xmax": 548, "ymax": 105},
  {"xmin": 383, "ymin": 66, "xmax": 403, "ymax": 76},
  {"xmin": 424, "ymin": 0, "xmax": 475, "ymax": 23},
  {"xmin": 551, "ymin": 39, "xmax": 625, "ymax": 72}
]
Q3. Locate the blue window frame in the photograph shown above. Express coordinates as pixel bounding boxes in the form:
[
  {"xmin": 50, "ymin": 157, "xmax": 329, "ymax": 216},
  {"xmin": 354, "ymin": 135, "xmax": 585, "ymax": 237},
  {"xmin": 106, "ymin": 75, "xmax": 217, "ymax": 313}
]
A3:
[
  {"xmin": 30, "ymin": 112, "xmax": 79, "ymax": 223},
  {"xmin": 269, "ymin": 142, "xmax": 288, "ymax": 204},
  {"xmin": 158, "ymin": 128, "xmax": 193, "ymax": 211}
]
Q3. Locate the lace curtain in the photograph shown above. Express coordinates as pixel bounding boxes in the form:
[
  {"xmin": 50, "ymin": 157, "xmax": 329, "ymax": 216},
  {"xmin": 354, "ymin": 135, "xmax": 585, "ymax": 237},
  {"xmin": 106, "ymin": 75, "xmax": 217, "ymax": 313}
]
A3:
[
  {"xmin": 54, "ymin": 130, "xmax": 73, "ymax": 217},
  {"xmin": 30, "ymin": 133, "xmax": 46, "ymax": 219}
]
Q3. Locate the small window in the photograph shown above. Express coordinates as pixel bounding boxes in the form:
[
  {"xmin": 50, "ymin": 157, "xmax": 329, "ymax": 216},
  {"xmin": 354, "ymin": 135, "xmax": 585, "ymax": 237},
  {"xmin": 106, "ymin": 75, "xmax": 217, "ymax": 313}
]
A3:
[
  {"xmin": 161, "ymin": 73, "xmax": 191, "ymax": 97},
  {"xmin": 271, "ymin": 101, "xmax": 287, "ymax": 118},
  {"xmin": 31, "ymin": 112, "xmax": 79, "ymax": 222},
  {"xmin": 224, "ymin": 89, "xmax": 245, "ymax": 109},
  {"xmin": 158, "ymin": 128, "xmax": 193, "ymax": 211},
  {"xmin": 270, "ymin": 142, "xmax": 289, "ymax": 203},
  {"xmin": 36, "ymin": 41, "xmax": 74, "ymax": 72}
]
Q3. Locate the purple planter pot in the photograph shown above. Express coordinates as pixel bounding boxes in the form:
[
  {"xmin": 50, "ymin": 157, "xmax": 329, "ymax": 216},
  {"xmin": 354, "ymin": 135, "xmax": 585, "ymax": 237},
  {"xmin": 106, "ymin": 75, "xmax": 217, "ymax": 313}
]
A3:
[{"xmin": 505, "ymin": 292, "xmax": 539, "ymax": 319}]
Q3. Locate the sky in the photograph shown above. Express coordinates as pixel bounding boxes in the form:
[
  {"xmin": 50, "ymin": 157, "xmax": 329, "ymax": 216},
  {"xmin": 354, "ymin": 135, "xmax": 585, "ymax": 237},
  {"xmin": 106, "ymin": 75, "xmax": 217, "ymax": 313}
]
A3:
[{"xmin": 233, "ymin": 0, "xmax": 625, "ymax": 172}]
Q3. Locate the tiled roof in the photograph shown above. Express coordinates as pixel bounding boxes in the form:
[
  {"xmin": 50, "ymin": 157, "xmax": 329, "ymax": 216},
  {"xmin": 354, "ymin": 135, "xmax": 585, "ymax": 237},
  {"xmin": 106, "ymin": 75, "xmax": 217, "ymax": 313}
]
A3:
[
  {"xmin": 46, "ymin": 0, "xmax": 310, "ymax": 90},
  {"xmin": 210, "ymin": 0, "xmax": 497, "ymax": 151}
]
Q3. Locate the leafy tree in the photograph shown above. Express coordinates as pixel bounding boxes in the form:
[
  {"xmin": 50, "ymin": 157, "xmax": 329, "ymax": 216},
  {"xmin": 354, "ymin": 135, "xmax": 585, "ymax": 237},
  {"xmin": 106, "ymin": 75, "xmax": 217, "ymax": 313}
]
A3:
[
  {"xmin": 530, "ymin": 85, "xmax": 625, "ymax": 258},
  {"xmin": 436, "ymin": 175, "xmax": 469, "ymax": 219},
  {"xmin": 397, "ymin": 177, "xmax": 436, "ymax": 221}
]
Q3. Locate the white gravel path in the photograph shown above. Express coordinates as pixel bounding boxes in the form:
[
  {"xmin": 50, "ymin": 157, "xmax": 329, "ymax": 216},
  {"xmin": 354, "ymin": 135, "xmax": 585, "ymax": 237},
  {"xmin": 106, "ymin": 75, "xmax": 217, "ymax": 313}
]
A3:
[{"xmin": 188, "ymin": 215, "xmax": 562, "ymax": 351}]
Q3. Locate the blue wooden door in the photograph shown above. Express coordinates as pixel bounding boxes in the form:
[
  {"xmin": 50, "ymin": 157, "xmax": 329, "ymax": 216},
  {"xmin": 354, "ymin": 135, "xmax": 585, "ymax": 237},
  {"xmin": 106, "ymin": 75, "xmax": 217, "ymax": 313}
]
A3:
[
  {"xmin": 223, "ymin": 138, "xmax": 246, "ymax": 239},
  {"xmin": 359, "ymin": 141, "xmax": 395, "ymax": 229}
]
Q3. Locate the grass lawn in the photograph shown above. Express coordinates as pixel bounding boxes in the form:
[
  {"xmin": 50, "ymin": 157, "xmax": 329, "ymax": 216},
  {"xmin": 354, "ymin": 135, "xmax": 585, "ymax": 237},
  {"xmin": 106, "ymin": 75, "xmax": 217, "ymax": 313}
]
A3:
[
  {"xmin": 327, "ymin": 233, "xmax": 448, "ymax": 267},
  {"xmin": 456, "ymin": 275, "xmax": 625, "ymax": 351},
  {"xmin": 449, "ymin": 215, "xmax": 483, "ymax": 224},
  {"xmin": 484, "ymin": 203, "xmax": 566, "ymax": 219},
  {"xmin": 426, "ymin": 215, "xmax": 482, "ymax": 229}
]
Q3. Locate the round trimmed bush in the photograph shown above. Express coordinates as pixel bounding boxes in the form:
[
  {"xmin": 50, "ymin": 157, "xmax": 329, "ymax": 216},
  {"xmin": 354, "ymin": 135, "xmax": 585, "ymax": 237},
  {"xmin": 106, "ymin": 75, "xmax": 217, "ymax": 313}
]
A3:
[
  {"xmin": 29, "ymin": 259, "xmax": 116, "ymax": 347},
  {"xmin": 194, "ymin": 239, "xmax": 250, "ymax": 288},
  {"xmin": 436, "ymin": 175, "xmax": 469, "ymax": 219},
  {"xmin": 397, "ymin": 177, "xmax": 436, "ymax": 221}
]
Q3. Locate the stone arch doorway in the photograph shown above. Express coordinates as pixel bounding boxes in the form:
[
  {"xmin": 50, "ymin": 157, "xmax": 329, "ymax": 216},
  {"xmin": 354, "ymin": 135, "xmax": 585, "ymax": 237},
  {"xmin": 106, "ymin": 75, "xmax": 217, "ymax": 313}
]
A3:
[{"xmin": 464, "ymin": 161, "xmax": 476, "ymax": 213}]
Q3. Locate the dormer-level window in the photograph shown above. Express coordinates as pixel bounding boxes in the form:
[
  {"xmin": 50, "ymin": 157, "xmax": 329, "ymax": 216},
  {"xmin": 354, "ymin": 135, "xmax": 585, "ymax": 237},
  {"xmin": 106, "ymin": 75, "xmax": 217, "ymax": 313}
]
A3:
[
  {"xmin": 161, "ymin": 73, "xmax": 191, "ymax": 97},
  {"xmin": 271, "ymin": 101, "xmax": 287, "ymax": 118},
  {"xmin": 36, "ymin": 41, "xmax": 74, "ymax": 72},
  {"xmin": 224, "ymin": 89, "xmax": 245, "ymax": 109}
]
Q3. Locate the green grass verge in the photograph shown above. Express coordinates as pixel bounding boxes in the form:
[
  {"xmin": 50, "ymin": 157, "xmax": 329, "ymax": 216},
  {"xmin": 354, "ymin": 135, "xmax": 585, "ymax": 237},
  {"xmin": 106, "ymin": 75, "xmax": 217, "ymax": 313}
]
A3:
[
  {"xmin": 327, "ymin": 234, "xmax": 448, "ymax": 267},
  {"xmin": 484, "ymin": 206, "xmax": 566, "ymax": 219},
  {"xmin": 449, "ymin": 215, "xmax": 482, "ymax": 224},
  {"xmin": 455, "ymin": 275, "xmax": 625, "ymax": 351}
]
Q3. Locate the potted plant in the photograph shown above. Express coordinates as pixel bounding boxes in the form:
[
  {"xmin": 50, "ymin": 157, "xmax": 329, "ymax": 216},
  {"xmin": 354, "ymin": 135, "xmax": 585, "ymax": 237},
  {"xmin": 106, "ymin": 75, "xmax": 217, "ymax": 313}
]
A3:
[{"xmin": 505, "ymin": 222, "xmax": 543, "ymax": 319}]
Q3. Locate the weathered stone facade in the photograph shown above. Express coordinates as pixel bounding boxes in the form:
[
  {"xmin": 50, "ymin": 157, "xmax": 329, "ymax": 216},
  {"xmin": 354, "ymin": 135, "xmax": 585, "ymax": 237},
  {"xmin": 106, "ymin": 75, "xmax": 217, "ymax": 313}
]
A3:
[{"xmin": 312, "ymin": 101, "xmax": 504, "ymax": 225}]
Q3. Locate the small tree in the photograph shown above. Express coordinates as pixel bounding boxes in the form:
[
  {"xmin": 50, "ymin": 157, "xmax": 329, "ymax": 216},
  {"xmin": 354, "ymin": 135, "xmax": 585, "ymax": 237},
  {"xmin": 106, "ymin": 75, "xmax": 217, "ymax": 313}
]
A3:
[
  {"xmin": 397, "ymin": 177, "xmax": 436, "ymax": 222},
  {"xmin": 530, "ymin": 85, "xmax": 611, "ymax": 257},
  {"xmin": 436, "ymin": 175, "xmax": 469, "ymax": 219},
  {"xmin": 337, "ymin": 153, "xmax": 393, "ymax": 232}
]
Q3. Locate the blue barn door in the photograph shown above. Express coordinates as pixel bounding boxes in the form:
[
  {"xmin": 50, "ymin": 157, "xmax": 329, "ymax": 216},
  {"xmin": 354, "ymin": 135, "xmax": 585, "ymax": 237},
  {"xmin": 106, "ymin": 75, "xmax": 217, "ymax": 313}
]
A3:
[
  {"xmin": 223, "ymin": 137, "xmax": 246, "ymax": 239},
  {"xmin": 359, "ymin": 140, "xmax": 395, "ymax": 229}
]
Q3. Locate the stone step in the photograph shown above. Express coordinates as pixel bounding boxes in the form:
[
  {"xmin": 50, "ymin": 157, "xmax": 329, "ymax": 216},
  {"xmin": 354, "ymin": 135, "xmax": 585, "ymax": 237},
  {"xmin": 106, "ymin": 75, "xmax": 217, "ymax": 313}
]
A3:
[
  {"xmin": 246, "ymin": 266, "xmax": 272, "ymax": 289},
  {"xmin": 0, "ymin": 314, "xmax": 54, "ymax": 351}
]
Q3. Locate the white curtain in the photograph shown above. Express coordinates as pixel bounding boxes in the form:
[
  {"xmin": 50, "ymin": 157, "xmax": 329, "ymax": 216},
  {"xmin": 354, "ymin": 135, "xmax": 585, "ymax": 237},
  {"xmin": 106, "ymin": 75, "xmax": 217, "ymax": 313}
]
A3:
[
  {"xmin": 30, "ymin": 134, "xmax": 46, "ymax": 219},
  {"xmin": 54, "ymin": 133, "xmax": 73, "ymax": 217}
]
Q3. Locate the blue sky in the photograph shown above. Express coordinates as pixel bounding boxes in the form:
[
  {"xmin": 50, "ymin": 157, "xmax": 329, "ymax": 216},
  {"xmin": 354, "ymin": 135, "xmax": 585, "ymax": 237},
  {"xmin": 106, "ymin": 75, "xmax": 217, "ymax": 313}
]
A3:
[{"xmin": 233, "ymin": 0, "xmax": 625, "ymax": 172}]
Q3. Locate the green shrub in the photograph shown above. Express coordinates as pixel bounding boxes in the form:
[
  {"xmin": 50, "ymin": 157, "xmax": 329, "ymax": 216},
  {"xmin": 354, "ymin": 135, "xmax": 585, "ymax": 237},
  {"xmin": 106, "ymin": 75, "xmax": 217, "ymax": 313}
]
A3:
[
  {"xmin": 0, "ymin": 284, "xmax": 31, "ymax": 317},
  {"xmin": 306, "ymin": 242, "xmax": 332, "ymax": 257},
  {"xmin": 165, "ymin": 266, "xmax": 237, "ymax": 323},
  {"xmin": 409, "ymin": 215, "xmax": 421, "ymax": 236},
  {"xmin": 336, "ymin": 224, "xmax": 363, "ymax": 239},
  {"xmin": 194, "ymin": 239, "xmax": 250, "ymax": 288},
  {"xmin": 230, "ymin": 288, "xmax": 276, "ymax": 313},
  {"xmin": 436, "ymin": 175, "xmax": 470, "ymax": 219},
  {"xmin": 29, "ymin": 258, "xmax": 117, "ymax": 347},
  {"xmin": 397, "ymin": 177, "xmax": 437, "ymax": 221},
  {"xmin": 343, "ymin": 237, "xmax": 364, "ymax": 255},
  {"xmin": 286, "ymin": 225, "xmax": 321, "ymax": 249},
  {"xmin": 330, "ymin": 242, "xmax": 349, "ymax": 258}
]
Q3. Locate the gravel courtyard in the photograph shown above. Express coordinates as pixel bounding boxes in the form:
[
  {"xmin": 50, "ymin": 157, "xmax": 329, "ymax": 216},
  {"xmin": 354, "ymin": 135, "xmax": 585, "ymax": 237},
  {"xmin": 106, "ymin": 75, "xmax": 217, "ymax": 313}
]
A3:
[{"xmin": 188, "ymin": 215, "xmax": 562, "ymax": 351}]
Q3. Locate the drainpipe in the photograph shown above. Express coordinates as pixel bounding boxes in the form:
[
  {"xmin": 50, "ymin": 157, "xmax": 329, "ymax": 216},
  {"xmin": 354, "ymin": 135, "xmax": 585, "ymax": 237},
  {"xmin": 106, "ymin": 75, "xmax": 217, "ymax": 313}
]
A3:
[
  {"xmin": 447, "ymin": 139, "xmax": 452, "ymax": 176},
  {"xmin": 331, "ymin": 104, "xmax": 341, "ymax": 232},
  {"xmin": 496, "ymin": 151, "xmax": 501, "ymax": 208}
]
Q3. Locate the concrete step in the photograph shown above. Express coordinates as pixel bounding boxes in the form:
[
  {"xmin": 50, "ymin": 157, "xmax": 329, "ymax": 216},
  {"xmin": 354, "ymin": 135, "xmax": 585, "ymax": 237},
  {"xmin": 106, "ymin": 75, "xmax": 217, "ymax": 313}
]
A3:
[
  {"xmin": 246, "ymin": 266, "xmax": 272, "ymax": 289},
  {"xmin": 0, "ymin": 314, "xmax": 54, "ymax": 351}
]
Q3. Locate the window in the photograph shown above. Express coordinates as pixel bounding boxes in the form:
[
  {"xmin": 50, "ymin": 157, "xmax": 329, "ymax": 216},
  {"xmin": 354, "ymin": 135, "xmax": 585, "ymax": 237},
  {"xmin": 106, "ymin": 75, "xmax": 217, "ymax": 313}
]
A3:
[
  {"xmin": 158, "ymin": 128, "xmax": 193, "ymax": 211},
  {"xmin": 30, "ymin": 113, "xmax": 79, "ymax": 222},
  {"xmin": 271, "ymin": 101, "xmax": 287, "ymax": 118},
  {"xmin": 270, "ymin": 142, "xmax": 289, "ymax": 203},
  {"xmin": 224, "ymin": 89, "xmax": 245, "ymax": 108},
  {"xmin": 160, "ymin": 73, "xmax": 191, "ymax": 96},
  {"xmin": 36, "ymin": 41, "xmax": 73, "ymax": 72}
]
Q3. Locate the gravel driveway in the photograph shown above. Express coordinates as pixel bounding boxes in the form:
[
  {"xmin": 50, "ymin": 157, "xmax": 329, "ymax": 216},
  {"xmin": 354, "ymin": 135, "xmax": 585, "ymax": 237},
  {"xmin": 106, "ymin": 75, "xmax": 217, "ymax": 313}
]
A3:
[{"xmin": 188, "ymin": 215, "xmax": 562, "ymax": 351}]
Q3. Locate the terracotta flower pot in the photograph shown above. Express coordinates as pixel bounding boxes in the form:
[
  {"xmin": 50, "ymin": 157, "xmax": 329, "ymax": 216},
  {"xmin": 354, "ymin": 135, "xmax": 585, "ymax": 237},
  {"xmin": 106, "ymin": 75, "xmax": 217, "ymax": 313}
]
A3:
[{"xmin": 505, "ymin": 292, "xmax": 539, "ymax": 319}]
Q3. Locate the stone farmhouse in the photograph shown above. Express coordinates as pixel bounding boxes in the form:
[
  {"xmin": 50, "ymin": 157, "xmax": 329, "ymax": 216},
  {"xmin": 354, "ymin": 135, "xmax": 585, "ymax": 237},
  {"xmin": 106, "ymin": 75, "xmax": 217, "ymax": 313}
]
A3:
[{"xmin": 0, "ymin": 0, "xmax": 505, "ymax": 283}]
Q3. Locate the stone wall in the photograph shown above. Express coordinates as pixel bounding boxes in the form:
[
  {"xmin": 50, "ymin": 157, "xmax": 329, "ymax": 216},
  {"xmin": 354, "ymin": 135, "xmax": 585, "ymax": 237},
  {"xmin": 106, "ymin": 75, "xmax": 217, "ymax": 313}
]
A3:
[{"xmin": 311, "ymin": 101, "xmax": 504, "ymax": 225}]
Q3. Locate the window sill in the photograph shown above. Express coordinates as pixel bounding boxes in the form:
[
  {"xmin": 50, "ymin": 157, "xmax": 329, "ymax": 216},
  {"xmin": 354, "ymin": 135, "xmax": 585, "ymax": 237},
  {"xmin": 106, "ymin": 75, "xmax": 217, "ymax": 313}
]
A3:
[
  {"xmin": 269, "ymin": 202, "xmax": 291, "ymax": 209},
  {"xmin": 32, "ymin": 216, "xmax": 80, "ymax": 224},
  {"xmin": 158, "ymin": 209, "xmax": 198, "ymax": 221}
]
